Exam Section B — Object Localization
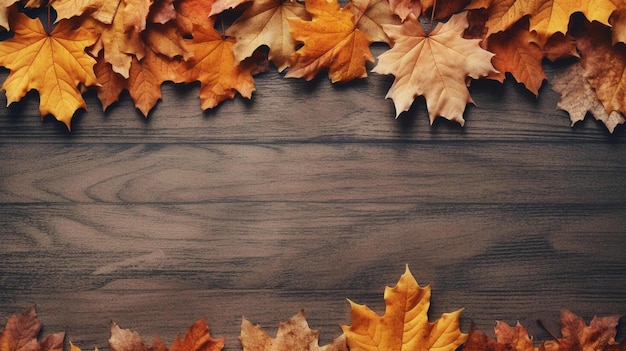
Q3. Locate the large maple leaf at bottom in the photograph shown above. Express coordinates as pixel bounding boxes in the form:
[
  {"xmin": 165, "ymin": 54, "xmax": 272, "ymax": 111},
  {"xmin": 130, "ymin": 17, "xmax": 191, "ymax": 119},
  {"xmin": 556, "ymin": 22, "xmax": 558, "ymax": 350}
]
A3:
[
  {"xmin": 341, "ymin": 266, "xmax": 467, "ymax": 351},
  {"xmin": 373, "ymin": 11, "xmax": 496, "ymax": 125},
  {"xmin": 0, "ymin": 14, "xmax": 98, "ymax": 128}
]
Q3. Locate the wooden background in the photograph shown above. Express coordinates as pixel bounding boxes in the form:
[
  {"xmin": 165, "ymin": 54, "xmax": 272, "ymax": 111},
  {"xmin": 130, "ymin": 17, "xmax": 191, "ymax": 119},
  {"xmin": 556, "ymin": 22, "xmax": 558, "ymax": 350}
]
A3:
[{"xmin": 1, "ymin": 60, "xmax": 625, "ymax": 351}]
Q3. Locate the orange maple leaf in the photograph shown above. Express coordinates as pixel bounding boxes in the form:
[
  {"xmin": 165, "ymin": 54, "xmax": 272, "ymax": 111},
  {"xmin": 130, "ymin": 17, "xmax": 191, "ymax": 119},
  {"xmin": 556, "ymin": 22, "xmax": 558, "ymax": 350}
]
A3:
[
  {"xmin": 372, "ymin": 11, "xmax": 496, "ymax": 125},
  {"xmin": 240, "ymin": 310, "xmax": 347, "ymax": 351},
  {"xmin": 225, "ymin": 0, "xmax": 310, "ymax": 71},
  {"xmin": 93, "ymin": 21, "xmax": 187, "ymax": 115},
  {"xmin": 176, "ymin": 24, "xmax": 256, "ymax": 109},
  {"xmin": 576, "ymin": 20, "xmax": 626, "ymax": 117},
  {"xmin": 0, "ymin": 14, "xmax": 99, "ymax": 128},
  {"xmin": 484, "ymin": 19, "xmax": 545, "ymax": 95},
  {"xmin": 342, "ymin": 266, "xmax": 467, "ymax": 351},
  {"xmin": 286, "ymin": 0, "xmax": 374, "ymax": 82},
  {"xmin": 0, "ymin": 307, "xmax": 65, "ymax": 351},
  {"xmin": 465, "ymin": 322, "xmax": 535, "ymax": 351},
  {"xmin": 540, "ymin": 310, "xmax": 621, "ymax": 351}
]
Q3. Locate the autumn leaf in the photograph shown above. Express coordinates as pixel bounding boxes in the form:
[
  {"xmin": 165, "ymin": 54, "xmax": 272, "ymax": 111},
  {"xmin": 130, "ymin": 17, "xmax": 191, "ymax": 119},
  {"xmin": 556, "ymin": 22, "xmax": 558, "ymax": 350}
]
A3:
[
  {"xmin": 540, "ymin": 310, "xmax": 621, "ymax": 351},
  {"xmin": 465, "ymin": 0, "xmax": 616, "ymax": 43},
  {"xmin": 576, "ymin": 20, "xmax": 626, "ymax": 117},
  {"xmin": 0, "ymin": 307, "xmax": 65, "ymax": 351},
  {"xmin": 0, "ymin": 14, "xmax": 99, "ymax": 128},
  {"xmin": 347, "ymin": 0, "xmax": 401, "ymax": 45},
  {"xmin": 484, "ymin": 19, "xmax": 545, "ymax": 95},
  {"xmin": 225, "ymin": 0, "xmax": 310, "ymax": 71},
  {"xmin": 551, "ymin": 62, "xmax": 625, "ymax": 133},
  {"xmin": 0, "ymin": 0, "xmax": 18, "ymax": 29},
  {"xmin": 149, "ymin": 0, "xmax": 177, "ymax": 24},
  {"xmin": 107, "ymin": 319, "xmax": 223, "ymax": 351},
  {"xmin": 542, "ymin": 32, "xmax": 578, "ymax": 61},
  {"xmin": 286, "ymin": 0, "xmax": 374, "ymax": 82},
  {"xmin": 176, "ymin": 23, "xmax": 256, "ymax": 109},
  {"xmin": 50, "ymin": 0, "xmax": 117, "ymax": 24},
  {"xmin": 341, "ymin": 266, "xmax": 467, "ymax": 351},
  {"xmin": 610, "ymin": 3, "xmax": 626, "ymax": 44},
  {"xmin": 240, "ymin": 310, "xmax": 347, "ymax": 351},
  {"xmin": 464, "ymin": 322, "xmax": 535, "ymax": 351},
  {"xmin": 373, "ymin": 11, "xmax": 496, "ymax": 124}
]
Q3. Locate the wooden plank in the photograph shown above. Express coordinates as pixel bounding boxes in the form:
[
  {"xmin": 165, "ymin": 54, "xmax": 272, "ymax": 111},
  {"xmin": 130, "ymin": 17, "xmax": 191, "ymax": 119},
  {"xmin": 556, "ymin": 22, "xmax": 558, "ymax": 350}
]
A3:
[{"xmin": 1, "ymin": 143, "xmax": 625, "ymax": 204}]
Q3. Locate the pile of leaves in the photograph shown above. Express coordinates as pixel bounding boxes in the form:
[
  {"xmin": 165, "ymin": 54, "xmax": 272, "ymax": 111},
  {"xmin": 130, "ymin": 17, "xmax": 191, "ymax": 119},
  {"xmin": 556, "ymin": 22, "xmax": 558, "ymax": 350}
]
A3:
[
  {"xmin": 0, "ymin": 0, "xmax": 626, "ymax": 132},
  {"xmin": 1, "ymin": 267, "xmax": 625, "ymax": 351}
]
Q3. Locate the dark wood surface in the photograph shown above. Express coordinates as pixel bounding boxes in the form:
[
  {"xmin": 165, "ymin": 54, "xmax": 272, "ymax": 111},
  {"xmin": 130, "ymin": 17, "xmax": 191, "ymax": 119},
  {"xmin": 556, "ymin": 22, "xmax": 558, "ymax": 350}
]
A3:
[{"xmin": 1, "ymin": 61, "xmax": 625, "ymax": 351}]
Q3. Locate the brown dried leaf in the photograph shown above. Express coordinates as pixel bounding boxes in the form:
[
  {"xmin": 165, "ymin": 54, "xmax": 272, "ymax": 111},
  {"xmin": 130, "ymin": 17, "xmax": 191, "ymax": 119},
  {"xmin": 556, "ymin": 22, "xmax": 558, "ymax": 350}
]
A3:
[{"xmin": 240, "ymin": 310, "xmax": 347, "ymax": 351}]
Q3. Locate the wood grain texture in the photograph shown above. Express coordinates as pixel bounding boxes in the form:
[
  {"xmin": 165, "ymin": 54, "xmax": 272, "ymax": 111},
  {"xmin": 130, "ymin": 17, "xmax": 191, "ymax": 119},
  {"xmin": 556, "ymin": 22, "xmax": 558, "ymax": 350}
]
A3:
[{"xmin": 1, "ymin": 59, "xmax": 625, "ymax": 351}]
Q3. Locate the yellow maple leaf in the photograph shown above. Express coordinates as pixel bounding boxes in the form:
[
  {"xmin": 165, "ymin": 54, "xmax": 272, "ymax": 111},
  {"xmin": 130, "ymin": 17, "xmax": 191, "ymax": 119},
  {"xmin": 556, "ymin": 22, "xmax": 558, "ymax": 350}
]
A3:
[
  {"xmin": 466, "ymin": 0, "xmax": 616, "ymax": 42},
  {"xmin": 373, "ymin": 11, "xmax": 496, "ymax": 125},
  {"xmin": 240, "ymin": 310, "xmax": 347, "ymax": 351},
  {"xmin": 342, "ymin": 266, "xmax": 467, "ymax": 351},
  {"xmin": 286, "ymin": 0, "xmax": 374, "ymax": 83},
  {"xmin": 176, "ymin": 24, "xmax": 256, "ymax": 110},
  {"xmin": 0, "ymin": 14, "xmax": 98, "ymax": 128},
  {"xmin": 225, "ymin": 0, "xmax": 310, "ymax": 72}
]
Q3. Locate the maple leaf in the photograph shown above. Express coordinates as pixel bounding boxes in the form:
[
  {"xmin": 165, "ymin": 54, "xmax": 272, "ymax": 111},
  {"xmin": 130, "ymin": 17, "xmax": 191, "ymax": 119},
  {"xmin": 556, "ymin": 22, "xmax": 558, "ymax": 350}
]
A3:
[
  {"xmin": 176, "ymin": 0, "xmax": 216, "ymax": 31},
  {"xmin": 542, "ymin": 32, "xmax": 578, "ymax": 61},
  {"xmin": 540, "ymin": 310, "xmax": 621, "ymax": 351},
  {"xmin": 576, "ymin": 20, "xmax": 626, "ymax": 117},
  {"xmin": 85, "ymin": 0, "xmax": 155, "ymax": 78},
  {"xmin": 286, "ymin": 0, "xmax": 374, "ymax": 82},
  {"xmin": 0, "ymin": 14, "xmax": 99, "ymax": 128},
  {"xmin": 0, "ymin": 307, "xmax": 65, "ymax": 351},
  {"xmin": 225, "ymin": 0, "xmax": 310, "ymax": 71},
  {"xmin": 551, "ymin": 62, "xmax": 625, "ymax": 133},
  {"xmin": 50, "ymin": 0, "xmax": 117, "ymax": 24},
  {"xmin": 465, "ymin": 0, "xmax": 616, "ymax": 43},
  {"xmin": 464, "ymin": 322, "xmax": 535, "ymax": 351},
  {"xmin": 170, "ymin": 319, "xmax": 224, "ymax": 351},
  {"xmin": 0, "ymin": 0, "xmax": 18, "ymax": 30},
  {"xmin": 176, "ymin": 23, "xmax": 256, "ymax": 109},
  {"xmin": 341, "ymin": 266, "xmax": 467, "ymax": 351},
  {"xmin": 484, "ymin": 19, "xmax": 545, "ymax": 95},
  {"xmin": 108, "ymin": 319, "xmax": 223, "ymax": 351},
  {"xmin": 373, "ymin": 11, "xmax": 496, "ymax": 124},
  {"xmin": 240, "ymin": 310, "xmax": 347, "ymax": 351},
  {"xmin": 347, "ymin": 0, "xmax": 401, "ymax": 45},
  {"xmin": 94, "ymin": 22, "xmax": 186, "ymax": 115},
  {"xmin": 150, "ymin": 0, "xmax": 177, "ymax": 24},
  {"xmin": 610, "ymin": 3, "xmax": 626, "ymax": 44}
]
